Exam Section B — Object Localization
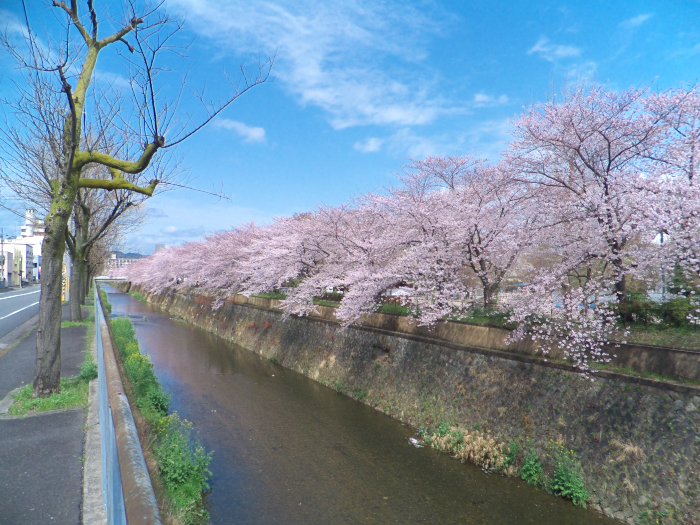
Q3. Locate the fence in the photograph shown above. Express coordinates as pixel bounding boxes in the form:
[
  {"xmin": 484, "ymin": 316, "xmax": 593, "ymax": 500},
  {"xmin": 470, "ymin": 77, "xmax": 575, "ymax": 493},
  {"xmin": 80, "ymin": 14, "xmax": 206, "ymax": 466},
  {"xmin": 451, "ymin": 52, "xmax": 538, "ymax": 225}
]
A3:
[{"xmin": 95, "ymin": 284, "xmax": 162, "ymax": 524}]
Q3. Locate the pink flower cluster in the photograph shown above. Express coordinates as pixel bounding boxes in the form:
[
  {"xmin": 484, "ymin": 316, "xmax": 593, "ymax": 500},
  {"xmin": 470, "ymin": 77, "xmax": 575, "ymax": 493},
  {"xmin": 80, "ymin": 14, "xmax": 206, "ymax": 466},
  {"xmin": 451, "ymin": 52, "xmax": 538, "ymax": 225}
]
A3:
[{"xmin": 118, "ymin": 84, "xmax": 700, "ymax": 373}]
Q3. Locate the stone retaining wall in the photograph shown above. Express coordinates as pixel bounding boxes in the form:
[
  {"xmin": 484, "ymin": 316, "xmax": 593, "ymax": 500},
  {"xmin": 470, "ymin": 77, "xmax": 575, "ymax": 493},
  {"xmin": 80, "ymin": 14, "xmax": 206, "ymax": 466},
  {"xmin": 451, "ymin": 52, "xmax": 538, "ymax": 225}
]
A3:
[
  {"xmin": 228, "ymin": 293, "xmax": 700, "ymax": 382},
  {"xmin": 127, "ymin": 285, "xmax": 700, "ymax": 524}
]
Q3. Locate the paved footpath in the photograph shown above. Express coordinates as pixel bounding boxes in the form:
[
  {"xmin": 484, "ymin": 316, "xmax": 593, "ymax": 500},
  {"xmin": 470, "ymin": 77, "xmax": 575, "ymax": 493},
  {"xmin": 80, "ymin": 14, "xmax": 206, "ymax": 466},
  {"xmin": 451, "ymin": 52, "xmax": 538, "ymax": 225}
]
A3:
[{"xmin": 0, "ymin": 306, "xmax": 89, "ymax": 525}]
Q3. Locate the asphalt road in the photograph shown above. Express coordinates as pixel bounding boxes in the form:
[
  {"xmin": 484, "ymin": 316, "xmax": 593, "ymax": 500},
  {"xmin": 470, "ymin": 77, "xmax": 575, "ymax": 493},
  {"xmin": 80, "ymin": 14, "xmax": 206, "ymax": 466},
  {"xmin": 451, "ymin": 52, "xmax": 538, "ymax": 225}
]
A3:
[{"xmin": 0, "ymin": 285, "xmax": 41, "ymax": 339}]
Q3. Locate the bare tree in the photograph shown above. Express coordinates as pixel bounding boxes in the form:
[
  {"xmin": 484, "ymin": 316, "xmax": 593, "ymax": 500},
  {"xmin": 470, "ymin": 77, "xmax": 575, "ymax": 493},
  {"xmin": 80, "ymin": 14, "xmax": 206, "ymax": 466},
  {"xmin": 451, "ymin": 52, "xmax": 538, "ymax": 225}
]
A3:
[
  {"xmin": 0, "ymin": 1, "xmax": 273, "ymax": 396},
  {"xmin": 66, "ymin": 179, "xmax": 148, "ymax": 321}
]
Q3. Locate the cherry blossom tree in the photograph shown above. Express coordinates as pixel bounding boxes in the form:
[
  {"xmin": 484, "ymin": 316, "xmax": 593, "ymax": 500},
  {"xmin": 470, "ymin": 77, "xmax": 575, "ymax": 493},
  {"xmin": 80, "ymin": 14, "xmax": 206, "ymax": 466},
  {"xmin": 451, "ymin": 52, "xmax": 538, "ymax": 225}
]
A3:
[{"xmin": 118, "ymin": 82, "xmax": 700, "ymax": 375}]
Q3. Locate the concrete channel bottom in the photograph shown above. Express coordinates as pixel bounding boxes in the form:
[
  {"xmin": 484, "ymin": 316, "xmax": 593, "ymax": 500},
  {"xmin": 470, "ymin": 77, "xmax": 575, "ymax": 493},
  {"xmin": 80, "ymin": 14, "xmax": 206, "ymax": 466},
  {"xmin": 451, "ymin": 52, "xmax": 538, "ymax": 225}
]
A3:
[{"xmin": 0, "ymin": 409, "xmax": 85, "ymax": 525}]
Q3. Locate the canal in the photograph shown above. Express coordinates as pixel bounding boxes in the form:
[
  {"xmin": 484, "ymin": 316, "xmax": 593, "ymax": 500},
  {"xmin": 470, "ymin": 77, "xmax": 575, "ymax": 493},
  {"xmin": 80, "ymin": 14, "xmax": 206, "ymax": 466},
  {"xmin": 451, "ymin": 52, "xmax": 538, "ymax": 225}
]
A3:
[{"xmin": 105, "ymin": 286, "xmax": 616, "ymax": 524}]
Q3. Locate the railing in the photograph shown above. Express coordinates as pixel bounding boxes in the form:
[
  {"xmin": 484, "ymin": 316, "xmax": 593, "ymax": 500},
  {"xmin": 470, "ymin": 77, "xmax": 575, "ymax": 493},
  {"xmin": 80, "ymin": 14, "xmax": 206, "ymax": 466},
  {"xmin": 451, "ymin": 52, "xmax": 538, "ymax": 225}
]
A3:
[{"xmin": 95, "ymin": 284, "xmax": 162, "ymax": 524}]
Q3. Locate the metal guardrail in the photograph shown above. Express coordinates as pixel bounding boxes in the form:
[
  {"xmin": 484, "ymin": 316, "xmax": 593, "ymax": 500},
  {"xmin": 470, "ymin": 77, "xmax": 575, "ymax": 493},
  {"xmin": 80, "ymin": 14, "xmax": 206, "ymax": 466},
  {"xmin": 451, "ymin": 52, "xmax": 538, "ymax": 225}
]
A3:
[{"xmin": 95, "ymin": 284, "xmax": 162, "ymax": 524}]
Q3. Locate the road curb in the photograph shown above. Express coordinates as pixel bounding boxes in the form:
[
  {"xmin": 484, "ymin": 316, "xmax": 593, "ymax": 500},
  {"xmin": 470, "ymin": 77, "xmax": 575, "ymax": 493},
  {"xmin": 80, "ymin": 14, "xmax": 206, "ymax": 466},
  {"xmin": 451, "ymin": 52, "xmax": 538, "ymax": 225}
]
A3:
[
  {"xmin": 0, "ymin": 404, "xmax": 84, "ymax": 420},
  {"xmin": 83, "ymin": 321, "xmax": 107, "ymax": 524},
  {"xmin": 0, "ymin": 313, "xmax": 39, "ymax": 360},
  {"xmin": 0, "ymin": 387, "xmax": 20, "ymax": 415}
]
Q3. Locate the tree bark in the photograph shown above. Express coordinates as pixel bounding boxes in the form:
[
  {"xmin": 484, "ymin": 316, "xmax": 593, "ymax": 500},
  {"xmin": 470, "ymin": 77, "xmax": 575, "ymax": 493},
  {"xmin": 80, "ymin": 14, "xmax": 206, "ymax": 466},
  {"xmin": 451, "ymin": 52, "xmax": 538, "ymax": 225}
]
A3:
[
  {"xmin": 69, "ymin": 256, "xmax": 84, "ymax": 321},
  {"xmin": 483, "ymin": 282, "xmax": 499, "ymax": 309},
  {"xmin": 33, "ymin": 211, "xmax": 70, "ymax": 396},
  {"xmin": 614, "ymin": 272, "xmax": 627, "ymax": 303}
]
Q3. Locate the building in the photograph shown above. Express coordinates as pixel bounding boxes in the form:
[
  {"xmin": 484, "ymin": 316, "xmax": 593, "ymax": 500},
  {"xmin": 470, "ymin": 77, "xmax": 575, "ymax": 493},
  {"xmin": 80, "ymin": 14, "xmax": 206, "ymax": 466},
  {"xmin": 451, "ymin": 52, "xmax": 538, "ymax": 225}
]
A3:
[
  {"xmin": 9, "ymin": 209, "xmax": 44, "ymax": 282},
  {"xmin": 0, "ymin": 242, "xmax": 35, "ymax": 286},
  {"xmin": 107, "ymin": 252, "xmax": 145, "ymax": 271}
]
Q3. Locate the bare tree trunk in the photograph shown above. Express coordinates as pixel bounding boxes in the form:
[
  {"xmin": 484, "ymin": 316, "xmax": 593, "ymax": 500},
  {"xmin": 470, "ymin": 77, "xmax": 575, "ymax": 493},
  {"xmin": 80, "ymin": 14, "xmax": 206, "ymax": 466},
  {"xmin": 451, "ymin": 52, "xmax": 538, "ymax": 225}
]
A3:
[
  {"xmin": 614, "ymin": 273, "xmax": 627, "ymax": 303},
  {"xmin": 80, "ymin": 268, "xmax": 87, "ymax": 305},
  {"xmin": 34, "ymin": 212, "xmax": 69, "ymax": 396},
  {"xmin": 69, "ymin": 256, "xmax": 83, "ymax": 321},
  {"xmin": 482, "ymin": 281, "xmax": 500, "ymax": 309},
  {"xmin": 84, "ymin": 268, "xmax": 91, "ymax": 303}
]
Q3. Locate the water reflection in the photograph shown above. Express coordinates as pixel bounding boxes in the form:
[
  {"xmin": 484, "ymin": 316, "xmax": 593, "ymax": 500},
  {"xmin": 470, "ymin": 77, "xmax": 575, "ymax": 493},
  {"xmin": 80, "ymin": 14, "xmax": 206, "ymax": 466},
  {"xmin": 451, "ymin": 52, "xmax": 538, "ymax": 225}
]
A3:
[{"xmin": 105, "ymin": 286, "xmax": 615, "ymax": 524}]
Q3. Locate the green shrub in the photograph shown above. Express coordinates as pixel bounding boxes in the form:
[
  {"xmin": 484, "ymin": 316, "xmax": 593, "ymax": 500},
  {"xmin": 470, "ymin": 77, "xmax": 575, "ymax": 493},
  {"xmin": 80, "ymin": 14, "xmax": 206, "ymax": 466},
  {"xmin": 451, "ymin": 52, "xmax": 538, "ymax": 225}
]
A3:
[
  {"xmin": 99, "ymin": 288, "xmax": 112, "ymax": 313},
  {"xmin": 377, "ymin": 303, "xmax": 411, "ymax": 315},
  {"xmin": 154, "ymin": 414, "xmax": 212, "ymax": 525},
  {"xmin": 435, "ymin": 421, "xmax": 450, "ymax": 436},
  {"xmin": 111, "ymin": 317, "xmax": 136, "ymax": 353},
  {"xmin": 124, "ymin": 353, "xmax": 158, "ymax": 396},
  {"xmin": 320, "ymin": 291, "xmax": 344, "ymax": 302},
  {"xmin": 352, "ymin": 388, "xmax": 368, "ymax": 402},
  {"xmin": 77, "ymin": 359, "xmax": 98, "ymax": 382},
  {"xmin": 548, "ymin": 448, "xmax": 589, "ymax": 508},
  {"xmin": 147, "ymin": 385, "xmax": 170, "ymax": 415},
  {"xmin": 661, "ymin": 298, "xmax": 692, "ymax": 327},
  {"xmin": 502, "ymin": 442, "xmax": 519, "ymax": 469},
  {"xmin": 520, "ymin": 449, "xmax": 543, "ymax": 486},
  {"xmin": 130, "ymin": 291, "xmax": 148, "ymax": 302},
  {"xmin": 110, "ymin": 316, "xmax": 211, "ymax": 524}
]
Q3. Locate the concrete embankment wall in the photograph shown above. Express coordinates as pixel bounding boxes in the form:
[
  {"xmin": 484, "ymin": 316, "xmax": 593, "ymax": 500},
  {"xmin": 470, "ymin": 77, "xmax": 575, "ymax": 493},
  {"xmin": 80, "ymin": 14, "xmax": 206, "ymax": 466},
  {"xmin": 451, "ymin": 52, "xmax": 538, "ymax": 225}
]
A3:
[{"xmin": 127, "ymin": 285, "xmax": 700, "ymax": 524}]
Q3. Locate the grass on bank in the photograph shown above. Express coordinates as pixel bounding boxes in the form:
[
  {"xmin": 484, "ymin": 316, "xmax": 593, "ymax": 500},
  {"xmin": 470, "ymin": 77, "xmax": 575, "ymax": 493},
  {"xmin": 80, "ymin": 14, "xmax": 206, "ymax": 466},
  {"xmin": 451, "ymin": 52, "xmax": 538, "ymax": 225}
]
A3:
[
  {"xmin": 129, "ymin": 291, "xmax": 148, "ymax": 302},
  {"xmin": 9, "ymin": 333, "xmax": 97, "ymax": 416},
  {"xmin": 252, "ymin": 292, "xmax": 286, "ymax": 299},
  {"xmin": 110, "ymin": 316, "xmax": 212, "ymax": 525},
  {"xmin": 99, "ymin": 288, "xmax": 112, "ymax": 314},
  {"xmin": 589, "ymin": 362, "xmax": 700, "ymax": 386},
  {"xmin": 62, "ymin": 314, "xmax": 95, "ymax": 328},
  {"xmin": 613, "ymin": 326, "xmax": 700, "ymax": 350},
  {"xmin": 422, "ymin": 423, "xmax": 590, "ymax": 509}
]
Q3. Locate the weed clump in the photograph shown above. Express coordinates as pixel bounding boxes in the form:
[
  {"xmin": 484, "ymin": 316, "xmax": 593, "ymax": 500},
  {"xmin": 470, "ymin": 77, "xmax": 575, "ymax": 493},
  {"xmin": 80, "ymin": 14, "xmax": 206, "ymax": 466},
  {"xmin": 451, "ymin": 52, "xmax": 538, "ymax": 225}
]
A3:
[
  {"xmin": 110, "ymin": 316, "xmax": 211, "ymax": 524},
  {"xmin": 421, "ymin": 424, "xmax": 591, "ymax": 509},
  {"xmin": 423, "ymin": 422, "xmax": 516, "ymax": 473},
  {"xmin": 520, "ymin": 449, "xmax": 543, "ymax": 485},
  {"xmin": 99, "ymin": 289, "xmax": 112, "ymax": 313},
  {"xmin": 129, "ymin": 291, "xmax": 148, "ymax": 302},
  {"xmin": 9, "ymin": 378, "xmax": 88, "ymax": 415},
  {"xmin": 519, "ymin": 441, "xmax": 590, "ymax": 508},
  {"xmin": 547, "ymin": 444, "xmax": 590, "ymax": 507}
]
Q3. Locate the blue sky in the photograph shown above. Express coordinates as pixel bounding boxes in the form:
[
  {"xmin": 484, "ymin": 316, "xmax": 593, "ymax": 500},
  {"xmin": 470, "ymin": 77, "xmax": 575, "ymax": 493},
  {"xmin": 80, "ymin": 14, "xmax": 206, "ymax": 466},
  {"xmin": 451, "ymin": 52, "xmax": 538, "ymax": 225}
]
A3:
[{"xmin": 2, "ymin": 0, "xmax": 700, "ymax": 253}]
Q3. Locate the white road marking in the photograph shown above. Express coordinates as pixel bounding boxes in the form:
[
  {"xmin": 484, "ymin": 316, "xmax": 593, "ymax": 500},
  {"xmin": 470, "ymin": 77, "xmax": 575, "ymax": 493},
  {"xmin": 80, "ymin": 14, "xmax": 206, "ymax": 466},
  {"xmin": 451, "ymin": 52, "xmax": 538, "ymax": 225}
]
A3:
[
  {"xmin": 0, "ymin": 301, "xmax": 40, "ymax": 320},
  {"xmin": 0, "ymin": 290, "xmax": 40, "ymax": 301}
]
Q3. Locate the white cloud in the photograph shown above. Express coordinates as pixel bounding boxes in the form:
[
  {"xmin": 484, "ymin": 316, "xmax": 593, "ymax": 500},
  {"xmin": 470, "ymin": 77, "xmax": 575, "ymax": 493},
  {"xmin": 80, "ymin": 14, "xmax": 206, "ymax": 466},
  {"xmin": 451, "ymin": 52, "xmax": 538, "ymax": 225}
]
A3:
[
  {"xmin": 0, "ymin": 9, "xmax": 27, "ymax": 37},
  {"xmin": 567, "ymin": 60, "xmax": 598, "ymax": 80},
  {"xmin": 93, "ymin": 70, "xmax": 131, "ymax": 90},
  {"xmin": 619, "ymin": 14, "xmax": 652, "ymax": 30},
  {"xmin": 215, "ymin": 119, "xmax": 266, "ymax": 143},
  {"xmin": 528, "ymin": 36, "xmax": 581, "ymax": 62},
  {"xmin": 169, "ymin": 0, "xmax": 452, "ymax": 129},
  {"xmin": 353, "ymin": 137, "xmax": 383, "ymax": 153},
  {"xmin": 473, "ymin": 93, "xmax": 509, "ymax": 107},
  {"xmin": 130, "ymin": 195, "xmax": 273, "ymax": 253},
  {"xmin": 462, "ymin": 119, "xmax": 513, "ymax": 160}
]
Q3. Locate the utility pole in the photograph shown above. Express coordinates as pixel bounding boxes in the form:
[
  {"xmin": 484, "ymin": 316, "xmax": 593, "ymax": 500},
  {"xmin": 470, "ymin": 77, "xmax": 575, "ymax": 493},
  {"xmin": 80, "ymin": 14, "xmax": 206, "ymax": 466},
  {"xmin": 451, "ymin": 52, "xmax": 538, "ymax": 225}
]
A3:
[{"xmin": 1, "ymin": 229, "xmax": 4, "ymax": 289}]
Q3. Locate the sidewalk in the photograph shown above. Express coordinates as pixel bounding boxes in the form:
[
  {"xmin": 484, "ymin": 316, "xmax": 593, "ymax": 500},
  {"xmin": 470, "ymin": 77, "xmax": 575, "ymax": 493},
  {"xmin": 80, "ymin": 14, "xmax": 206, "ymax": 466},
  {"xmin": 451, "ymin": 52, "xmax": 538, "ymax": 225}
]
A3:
[
  {"xmin": 0, "ymin": 283, "xmax": 40, "ymax": 295},
  {"xmin": 0, "ymin": 306, "xmax": 90, "ymax": 525}
]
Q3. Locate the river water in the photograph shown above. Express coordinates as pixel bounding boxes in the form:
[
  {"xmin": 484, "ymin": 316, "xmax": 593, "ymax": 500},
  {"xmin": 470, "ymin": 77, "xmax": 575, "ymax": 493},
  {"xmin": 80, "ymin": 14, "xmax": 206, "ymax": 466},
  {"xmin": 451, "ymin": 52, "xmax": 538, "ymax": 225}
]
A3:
[{"xmin": 105, "ymin": 286, "xmax": 616, "ymax": 524}]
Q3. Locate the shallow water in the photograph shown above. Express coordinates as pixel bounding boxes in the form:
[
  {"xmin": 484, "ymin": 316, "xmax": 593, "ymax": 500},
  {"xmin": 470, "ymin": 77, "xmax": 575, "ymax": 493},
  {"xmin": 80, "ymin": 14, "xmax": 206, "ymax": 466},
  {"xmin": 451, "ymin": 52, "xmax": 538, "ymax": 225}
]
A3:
[{"xmin": 105, "ymin": 286, "xmax": 615, "ymax": 524}]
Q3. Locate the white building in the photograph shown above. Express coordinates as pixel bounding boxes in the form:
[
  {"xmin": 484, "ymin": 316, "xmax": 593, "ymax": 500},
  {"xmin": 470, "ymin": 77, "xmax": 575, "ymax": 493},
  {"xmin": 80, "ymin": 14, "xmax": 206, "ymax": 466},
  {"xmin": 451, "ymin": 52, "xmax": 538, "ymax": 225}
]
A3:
[
  {"xmin": 0, "ymin": 242, "xmax": 35, "ymax": 286},
  {"xmin": 107, "ymin": 252, "xmax": 143, "ymax": 270},
  {"xmin": 10, "ymin": 209, "xmax": 44, "ymax": 283}
]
